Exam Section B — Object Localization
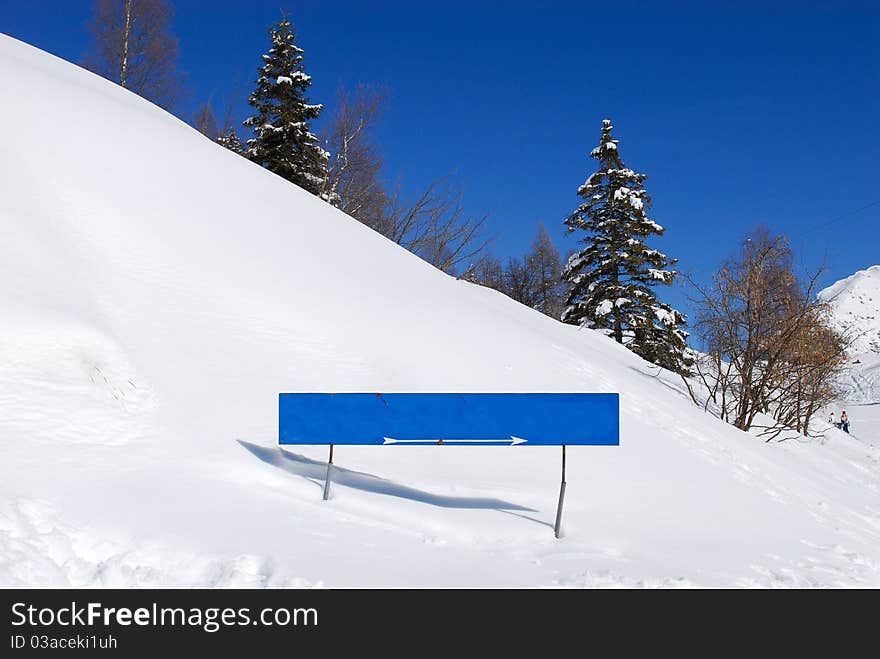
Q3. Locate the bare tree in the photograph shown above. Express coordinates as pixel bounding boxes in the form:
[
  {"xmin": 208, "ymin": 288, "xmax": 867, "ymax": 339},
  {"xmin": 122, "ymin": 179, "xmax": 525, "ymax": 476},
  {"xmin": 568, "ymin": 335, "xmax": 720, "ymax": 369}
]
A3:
[
  {"xmin": 320, "ymin": 85, "xmax": 388, "ymax": 223},
  {"xmin": 319, "ymin": 85, "xmax": 492, "ymax": 275},
  {"xmin": 83, "ymin": 0, "xmax": 184, "ymax": 110},
  {"xmin": 215, "ymin": 77, "xmax": 245, "ymax": 153},
  {"xmin": 525, "ymin": 223, "xmax": 565, "ymax": 319},
  {"xmin": 504, "ymin": 256, "xmax": 536, "ymax": 307},
  {"xmin": 687, "ymin": 228, "xmax": 847, "ymax": 438},
  {"xmin": 219, "ymin": 75, "xmax": 242, "ymax": 136},
  {"xmin": 377, "ymin": 177, "xmax": 492, "ymax": 276},
  {"xmin": 463, "ymin": 254, "xmax": 505, "ymax": 291},
  {"xmin": 462, "ymin": 224, "xmax": 564, "ymax": 319},
  {"xmin": 193, "ymin": 101, "xmax": 219, "ymax": 140},
  {"xmin": 769, "ymin": 308, "xmax": 848, "ymax": 437}
]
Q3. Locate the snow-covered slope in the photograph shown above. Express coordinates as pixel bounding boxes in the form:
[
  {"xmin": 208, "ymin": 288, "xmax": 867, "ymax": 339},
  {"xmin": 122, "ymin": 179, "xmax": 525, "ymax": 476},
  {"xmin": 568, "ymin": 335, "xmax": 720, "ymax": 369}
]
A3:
[
  {"xmin": 819, "ymin": 267, "xmax": 880, "ymax": 416},
  {"xmin": 819, "ymin": 265, "xmax": 880, "ymax": 356},
  {"xmin": 1, "ymin": 35, "xmax": 878, "ymax": 587}
]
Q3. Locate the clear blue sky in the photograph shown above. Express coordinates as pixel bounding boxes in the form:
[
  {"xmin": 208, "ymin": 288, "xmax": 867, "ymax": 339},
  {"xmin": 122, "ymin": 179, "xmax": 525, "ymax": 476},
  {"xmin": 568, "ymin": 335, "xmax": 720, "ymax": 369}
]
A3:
[{"xmin": 2, "ymin": 0, "xmax": 878, "ymax": 320}]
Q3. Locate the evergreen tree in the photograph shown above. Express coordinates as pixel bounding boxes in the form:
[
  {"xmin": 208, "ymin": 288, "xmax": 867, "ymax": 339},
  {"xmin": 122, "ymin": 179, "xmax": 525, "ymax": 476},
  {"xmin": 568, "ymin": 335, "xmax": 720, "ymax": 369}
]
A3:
[
  {"xmin": 243, "ymin": 18, "xmax": 328, "ymax": 195},
  {"xmin": 562, "ymin": 119, "xmax": 692, "ymax": 374},
  {"xmin": 217, "ymin": 129, "xmax": 243, "ymax": 154}
]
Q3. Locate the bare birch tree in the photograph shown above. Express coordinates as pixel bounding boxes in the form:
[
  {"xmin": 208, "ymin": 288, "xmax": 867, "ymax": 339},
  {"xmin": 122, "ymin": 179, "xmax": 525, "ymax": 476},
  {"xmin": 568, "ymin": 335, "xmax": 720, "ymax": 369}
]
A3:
[
  {"xmin": 83, "ymin": 0, "xmax": 184, "ymax": 110},
  {"xmin": 320, "ymin": 86, "xmax": 492, "ymax": 275},
  {"xmin": 321, "ymin": 85, "xmax": 388, "ymax": 223}
]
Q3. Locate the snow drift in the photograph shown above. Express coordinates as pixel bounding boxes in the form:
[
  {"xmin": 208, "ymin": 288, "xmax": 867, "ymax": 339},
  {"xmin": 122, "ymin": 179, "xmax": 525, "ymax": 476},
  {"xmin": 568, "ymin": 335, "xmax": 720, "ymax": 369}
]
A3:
[{"xmin": 1, "ymin": 35, "xmax": 878, "ymax": 587}]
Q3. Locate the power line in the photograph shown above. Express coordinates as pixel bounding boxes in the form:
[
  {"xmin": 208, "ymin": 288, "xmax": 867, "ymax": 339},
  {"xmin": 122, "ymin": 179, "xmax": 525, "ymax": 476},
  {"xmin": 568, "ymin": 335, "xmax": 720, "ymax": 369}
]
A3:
[{"xmin": 805, "ymin": 199, "xmax": 880, "ymax": 235}]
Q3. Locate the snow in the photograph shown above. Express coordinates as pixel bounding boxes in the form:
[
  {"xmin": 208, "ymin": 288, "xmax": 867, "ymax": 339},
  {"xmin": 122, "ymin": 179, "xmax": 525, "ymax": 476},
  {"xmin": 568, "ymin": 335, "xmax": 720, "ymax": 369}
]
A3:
[
  {"xmin": 818, "ymin": 266, "xmax": 880, "ymax": 409},
  {"xmin": 653, "ymin": 306, "xmax": 677, "ymax": 326},
  {"xmin": 276, "ymin": 72, "xmax": 311, "ymax": 85},
  {"xmin": 837, "ymin": 351, "xmax": 880, "ymax": 407},
  {"xmin": 595, "ymin": 300, "xmax": 614, "ymax": 316},
  {"xmin": 1, "ymin": 35, "xmax": 879, "ymax": 588},
  {"xmin": 819, "ymin": 265, "xmax": 880, "ymax": 356},
  {"xmin": 810, "ymin": 268, "xmax": 880, "ymax": 483},
  {"xmin": 612, "ymin": 187, "xmax": 645, "ymax": 212},
  {"xmin": 591, "ymin": 142, "xmax": 618, "ymax": 157}
]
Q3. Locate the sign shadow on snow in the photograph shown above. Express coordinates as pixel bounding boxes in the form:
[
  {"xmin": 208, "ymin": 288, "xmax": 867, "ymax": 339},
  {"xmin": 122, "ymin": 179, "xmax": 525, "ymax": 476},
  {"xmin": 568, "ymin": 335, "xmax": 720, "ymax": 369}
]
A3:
[{"xmin": 238, "ymin": 441, "xmax": 537, "ymax": 512}]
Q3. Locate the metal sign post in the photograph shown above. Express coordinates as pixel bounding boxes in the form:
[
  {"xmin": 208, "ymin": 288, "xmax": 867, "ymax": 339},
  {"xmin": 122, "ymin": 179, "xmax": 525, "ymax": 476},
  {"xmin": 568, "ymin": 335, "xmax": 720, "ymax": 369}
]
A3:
[
  {"xmin": 322, "ymin": 443, "xmax": 334, "ymax": 501},
  {"xmin": 554, "ymin": 444, "xmax": 566, "ymax": 539}
]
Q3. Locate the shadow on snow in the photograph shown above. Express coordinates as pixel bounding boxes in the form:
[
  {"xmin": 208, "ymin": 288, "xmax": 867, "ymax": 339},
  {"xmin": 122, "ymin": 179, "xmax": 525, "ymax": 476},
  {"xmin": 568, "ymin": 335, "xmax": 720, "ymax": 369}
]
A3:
[{"xmin": 238, "ymin": 440, "xmax": 537, "ymax": 512}]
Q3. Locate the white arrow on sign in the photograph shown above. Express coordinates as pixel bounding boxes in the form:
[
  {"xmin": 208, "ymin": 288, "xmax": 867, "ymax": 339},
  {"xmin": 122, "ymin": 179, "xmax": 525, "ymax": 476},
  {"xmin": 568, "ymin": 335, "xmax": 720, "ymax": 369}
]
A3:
[{"xmin": 383, "ymin": 436, "xmax": 528, "ymax": 445}]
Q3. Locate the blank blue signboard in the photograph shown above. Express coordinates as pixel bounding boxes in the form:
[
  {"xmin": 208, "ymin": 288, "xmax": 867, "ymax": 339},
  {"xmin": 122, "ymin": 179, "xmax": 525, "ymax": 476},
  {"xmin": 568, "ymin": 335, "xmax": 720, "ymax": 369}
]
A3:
[{"xmin": 278, "ymin": 393, "xmax": 619, "ymax": 446}]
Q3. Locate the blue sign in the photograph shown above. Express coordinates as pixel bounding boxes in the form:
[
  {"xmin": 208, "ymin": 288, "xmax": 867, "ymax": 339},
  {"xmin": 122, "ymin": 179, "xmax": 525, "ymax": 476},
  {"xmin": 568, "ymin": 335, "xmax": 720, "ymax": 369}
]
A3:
[{"xmin": 279, "ymin": 393, "xmax": 619, "ymax": 446}]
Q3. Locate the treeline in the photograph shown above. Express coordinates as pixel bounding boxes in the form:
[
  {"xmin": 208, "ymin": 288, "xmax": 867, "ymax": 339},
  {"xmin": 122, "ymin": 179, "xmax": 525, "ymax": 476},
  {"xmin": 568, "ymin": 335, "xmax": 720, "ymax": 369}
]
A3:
[
  {"xmin": 81, "ymin": 2, "xmax": 493, "ymax": 277},
  {"xmin": 77, "ymin": 1, "xmax": 693, "ymax": 375},
  {"xmin": 465, "ymin": 225, "xmax": 566, "ymax": 320},
  {"xmin": 79, "ymin": 1, "xmax": 850, "ymax": 440}
]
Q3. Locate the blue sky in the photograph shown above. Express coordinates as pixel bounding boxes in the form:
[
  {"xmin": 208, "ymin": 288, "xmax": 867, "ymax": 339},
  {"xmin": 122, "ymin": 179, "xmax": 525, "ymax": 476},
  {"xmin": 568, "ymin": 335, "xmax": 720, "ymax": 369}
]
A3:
[{"xmin": 2, "ymin": 0, "xmax": 878, "ymax": 320}]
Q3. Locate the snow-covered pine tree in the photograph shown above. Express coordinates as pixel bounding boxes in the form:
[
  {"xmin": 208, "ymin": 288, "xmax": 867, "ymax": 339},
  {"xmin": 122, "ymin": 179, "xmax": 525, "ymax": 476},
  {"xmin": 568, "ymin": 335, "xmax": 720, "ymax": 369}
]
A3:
[
  {"xmin": 562, "ymin": 119, "xmax": 692, "ymax": 375},
  {"xmin": 243, "ymin": 18, "xmax": 328, "ymax": 195},
  {"xmin": 217, "ymin": 129, "xmax": 243, "ymax": 154}
]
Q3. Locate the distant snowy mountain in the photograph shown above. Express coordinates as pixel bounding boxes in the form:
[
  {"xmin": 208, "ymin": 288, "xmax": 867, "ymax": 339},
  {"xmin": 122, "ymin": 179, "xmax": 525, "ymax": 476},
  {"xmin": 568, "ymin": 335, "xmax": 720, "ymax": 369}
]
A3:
[
  {"xmin": 1, "ymin": 34, "xmax": 878, "ymax": 588},
  {"xmin": 819, "ymin": 266, "xmax": 880, "ymax": 406},
  {"xmin": 819, "ymin": 265, "xmax": 880, "ymax": 355}
]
